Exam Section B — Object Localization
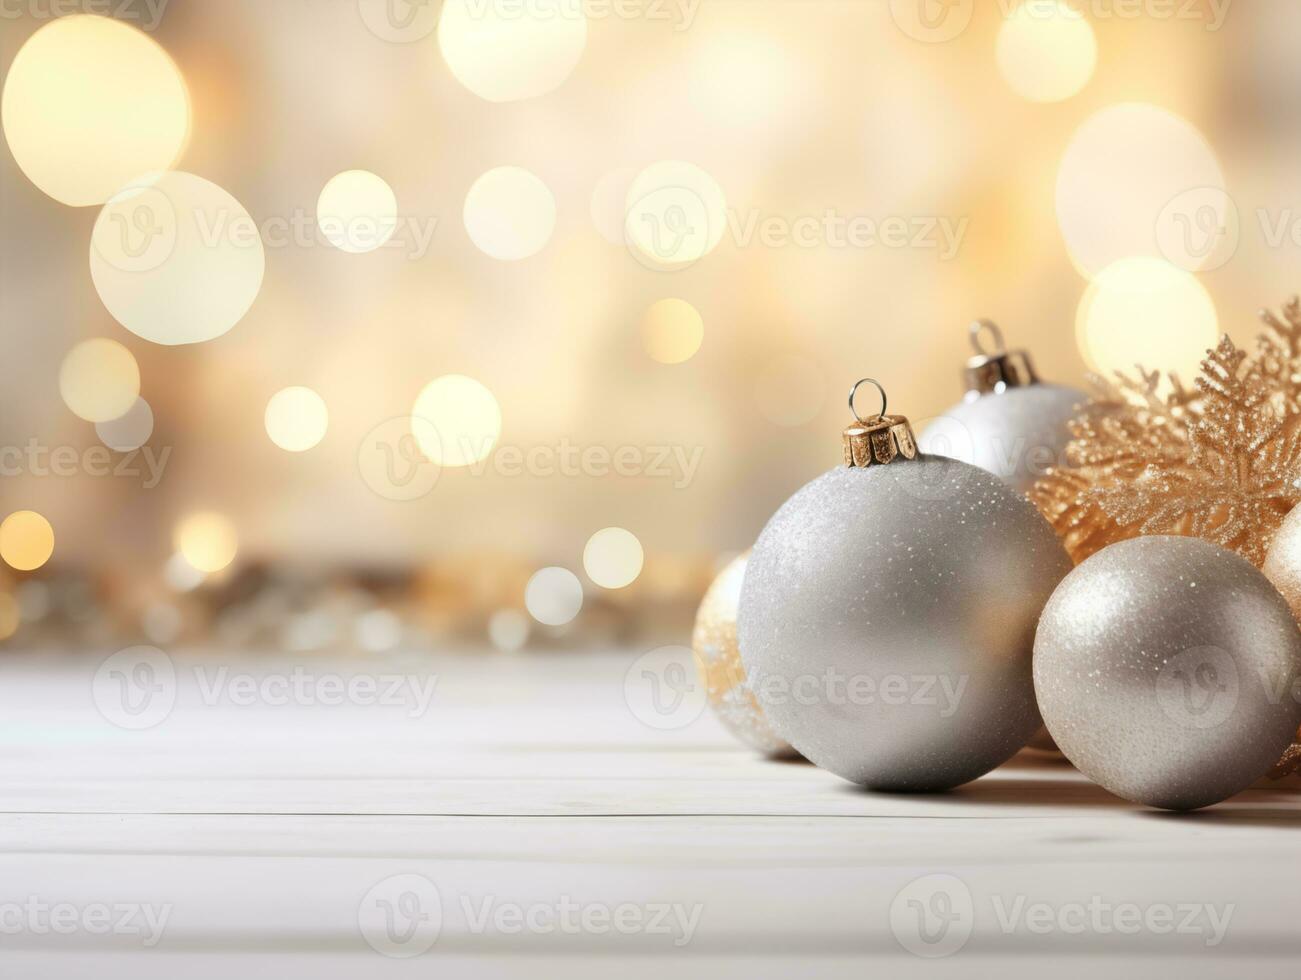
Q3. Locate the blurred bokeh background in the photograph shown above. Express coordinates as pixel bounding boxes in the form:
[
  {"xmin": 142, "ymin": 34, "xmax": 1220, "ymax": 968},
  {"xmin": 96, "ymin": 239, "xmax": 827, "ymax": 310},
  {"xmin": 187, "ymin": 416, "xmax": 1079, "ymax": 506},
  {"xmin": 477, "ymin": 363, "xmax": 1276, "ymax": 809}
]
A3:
[{"xmin": 0, "ymin": 0, "xmax": 1297, "ymax": 652}]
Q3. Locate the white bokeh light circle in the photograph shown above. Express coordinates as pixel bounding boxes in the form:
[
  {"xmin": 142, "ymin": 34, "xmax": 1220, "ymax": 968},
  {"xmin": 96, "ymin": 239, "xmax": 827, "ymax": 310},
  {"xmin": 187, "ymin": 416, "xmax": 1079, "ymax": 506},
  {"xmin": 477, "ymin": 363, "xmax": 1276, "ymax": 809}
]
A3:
[
  {"xmin": 463, "ymin": 166, "xmax": 556, "ymax": 261},
  {"xmin": 996, "ymin": 0, "xmax": 1097, "ymax": 103},
  {"xmin": 411, "ymin": 375, "xmax": 502, "ymax": 467},
  {"xmin": 624, "ymin": 161, "xmax": 727, "ymax": 270},
  {"xmin": 91, "ymin": 171, "xmax": 265, "ymax": 345},
  {"xmin": 438, "ymin": 0, "xmax": 587, "ymax": 102},
  {"xmin": 265, "ymin": 387, "xmax": 330, "ymax": 452},
  {"xmin": 525, "ymin": 567, "xmax": 583, "ymax": 626},
  {"xmin": 317, "ymin": 170, "xmax": 398, "ymax": 253},
  {"xmin": 583, "ymin": 528, "xmax": 644, "ymax": 589},
  {"xmin": 96, "ymin": 397, "xmax": 155, "ymax": 451},
  {"xmin": 1056, "ymin": 104, "xmax": 1228, "ymax": 278}
]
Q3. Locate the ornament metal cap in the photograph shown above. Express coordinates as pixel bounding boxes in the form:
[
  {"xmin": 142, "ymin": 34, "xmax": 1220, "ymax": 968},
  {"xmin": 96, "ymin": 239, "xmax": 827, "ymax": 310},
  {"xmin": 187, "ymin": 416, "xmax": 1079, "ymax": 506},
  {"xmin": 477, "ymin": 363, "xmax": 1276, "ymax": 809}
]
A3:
[
  {"xmin": 963, "ymin": 319, "xmax": 1039, "ymax": 395},
  {"xmin": 843, "ymin": 378, "xmax": 918, "ymax": 468}
]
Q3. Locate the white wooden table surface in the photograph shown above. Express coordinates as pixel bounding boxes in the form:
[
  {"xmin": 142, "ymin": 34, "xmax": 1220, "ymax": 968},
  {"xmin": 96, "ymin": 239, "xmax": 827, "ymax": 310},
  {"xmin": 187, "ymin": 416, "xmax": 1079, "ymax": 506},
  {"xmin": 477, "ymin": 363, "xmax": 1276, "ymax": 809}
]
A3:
[{"xmin": 0, "ymin": 650, "xmax": 1297, "ymax": 978}]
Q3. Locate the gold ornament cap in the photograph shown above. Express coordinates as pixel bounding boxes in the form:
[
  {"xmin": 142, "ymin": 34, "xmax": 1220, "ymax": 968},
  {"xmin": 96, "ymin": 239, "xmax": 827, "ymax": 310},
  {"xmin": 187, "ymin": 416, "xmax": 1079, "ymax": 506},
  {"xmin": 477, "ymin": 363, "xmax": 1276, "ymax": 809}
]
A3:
[
  {"xmin": 963, "ymin": 319, "xmax": 1039, "ymax": 395},
  {"xmin": 843, "ymin": 378, "xmax": 918, "ymax": 468}
]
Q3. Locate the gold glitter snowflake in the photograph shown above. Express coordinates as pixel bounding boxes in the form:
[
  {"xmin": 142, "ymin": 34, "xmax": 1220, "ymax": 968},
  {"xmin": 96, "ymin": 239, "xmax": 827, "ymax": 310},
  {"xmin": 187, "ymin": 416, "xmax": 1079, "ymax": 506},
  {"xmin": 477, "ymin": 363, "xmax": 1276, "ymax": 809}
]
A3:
[{"xmin": 1033, "ymin": 302, "xmax": 1301, "ymax": 568}]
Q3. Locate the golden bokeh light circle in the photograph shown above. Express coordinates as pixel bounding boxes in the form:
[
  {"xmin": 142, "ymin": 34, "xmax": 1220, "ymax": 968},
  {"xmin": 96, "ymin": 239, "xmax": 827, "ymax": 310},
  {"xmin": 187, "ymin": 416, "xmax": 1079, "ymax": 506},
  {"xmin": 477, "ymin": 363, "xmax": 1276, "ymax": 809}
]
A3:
[
  {"xmin": 0, "ymin": 511, "xmax": 55, "ymax": 572},
  {"xmin": 438, "ymin": 0, "xmax": 587, "ymax": 102},
  {"xmin": 91, "ymin": 171, "xmax": 266, "ymax": 345},
  {"xmin": 59, "ymin": 338, "xmax": 141, "ymax": 423},
  {"xmin": 1076, "ymin": 256, "xmax": 1219, "ymax": 384},
  {"xmin": 411, "ymin": 375, "xmax": 502, "ymax": 467},
  {"xmin": 317, "ymin": 170, "xmax": 398, "ymax": 253},
  {"xmin": 174, "ymin": 511, "xmax": 239, "ymax": 574},
  {"xmin": 265, "ymin": 387, "xmax": 330, "ymax": 452},
  {"xmin": 996, "ymin": 1, "xmax": 1097, "ymax": 103},
  {"xmin": 1, "ymin": 15, "xmax": 190, "ymax": 207},
  {"xmin": 642, "ymin": 298, "xmax": 704, "ymax": 364}
]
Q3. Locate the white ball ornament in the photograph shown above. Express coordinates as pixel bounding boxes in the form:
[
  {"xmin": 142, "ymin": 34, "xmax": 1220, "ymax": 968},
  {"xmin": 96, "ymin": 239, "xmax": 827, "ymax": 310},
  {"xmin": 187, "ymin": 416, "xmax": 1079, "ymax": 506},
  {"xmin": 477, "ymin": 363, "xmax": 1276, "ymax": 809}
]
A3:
[
  {"xmin": 919, "ymin": 321, "xmax": 1084, "ymax": 496},
  {"xmin": 739, "ymin": 379, "xmax": 1073, "ymax": 791},
  {"xmin": 1035, "ymin": 536, "xmax": 1301, "ymax": 811}
]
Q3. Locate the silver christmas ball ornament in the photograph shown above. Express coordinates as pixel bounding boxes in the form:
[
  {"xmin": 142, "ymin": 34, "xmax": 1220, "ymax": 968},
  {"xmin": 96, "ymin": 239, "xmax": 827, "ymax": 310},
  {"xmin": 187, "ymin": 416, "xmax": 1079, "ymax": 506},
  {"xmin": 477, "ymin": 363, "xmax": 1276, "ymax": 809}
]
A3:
[
  {"xmin": 739, "ymin": 379, "xmax": 1073, "ymax": 791},
  {"xmin": 1034, "ymin": 536, "xmax": 1301, "ymax": 811},
  {"xmin": 919, "ymin": 320, "xmax": 1085, "ymax": 496}
]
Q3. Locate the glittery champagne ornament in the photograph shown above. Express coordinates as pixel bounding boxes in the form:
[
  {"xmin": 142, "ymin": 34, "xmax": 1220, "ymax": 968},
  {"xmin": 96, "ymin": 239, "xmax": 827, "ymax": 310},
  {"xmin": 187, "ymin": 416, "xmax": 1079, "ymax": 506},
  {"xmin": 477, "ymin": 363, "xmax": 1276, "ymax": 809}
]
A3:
[
  {"xmin": 739, "ymin": 378, "xmax": 1072, "ymax": 791},
  {"xmin": 1036, "ymin": 536, "xmax": 1301, "ymax": 810},
  {"xmin": 920, "ymin": 320, "xmax": 1084, "ymax": 496},
  {"xmin": 692, "ymin": 552, "xmax": 797, "ymax": 757}
]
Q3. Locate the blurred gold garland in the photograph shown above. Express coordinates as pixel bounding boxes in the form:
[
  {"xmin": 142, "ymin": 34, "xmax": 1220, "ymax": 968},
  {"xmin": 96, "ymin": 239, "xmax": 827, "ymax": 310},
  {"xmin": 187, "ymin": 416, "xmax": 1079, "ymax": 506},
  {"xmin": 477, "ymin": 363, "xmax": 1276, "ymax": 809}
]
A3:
[{"xmin": 1034, "ymin": 299, "xmax": 1301, "ymax": 777}]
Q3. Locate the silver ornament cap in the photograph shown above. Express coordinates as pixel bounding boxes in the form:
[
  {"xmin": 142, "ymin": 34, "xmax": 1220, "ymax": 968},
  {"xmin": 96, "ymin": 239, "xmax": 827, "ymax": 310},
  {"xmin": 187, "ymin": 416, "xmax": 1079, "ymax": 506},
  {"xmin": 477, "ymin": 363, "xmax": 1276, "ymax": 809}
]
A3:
[
  {"xmin": 739, "ymin": 378, "xmax": 1072, "ymax": 791},
  {"xmin": 1034, "ymin": 535, "xmax": 1301, "ymax": 811}
]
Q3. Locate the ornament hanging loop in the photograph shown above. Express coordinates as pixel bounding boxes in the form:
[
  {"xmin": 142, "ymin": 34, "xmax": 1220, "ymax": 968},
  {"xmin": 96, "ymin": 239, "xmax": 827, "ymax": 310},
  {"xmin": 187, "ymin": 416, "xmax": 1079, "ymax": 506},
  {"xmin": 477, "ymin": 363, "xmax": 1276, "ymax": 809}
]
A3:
[
  {"xmin": 969, "ymin": 319, "xmax": 1006, "ymax": 357},
  {"xmin": 848, "ymin": 377, "xmax": 888, "ymax": 424},
  {"xmin": 843, "ymin": 377, "xmax": 917, "ymax": 468},
  {"xmin": 963, "ymin": 319, "xmax": 1039, "ymax": 395}
]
